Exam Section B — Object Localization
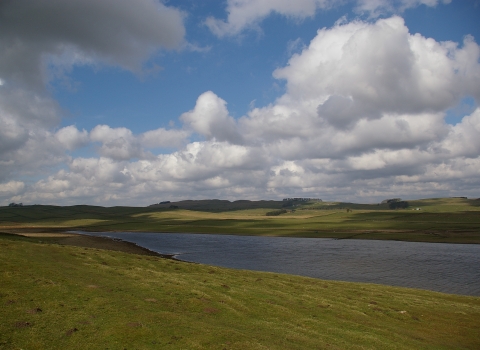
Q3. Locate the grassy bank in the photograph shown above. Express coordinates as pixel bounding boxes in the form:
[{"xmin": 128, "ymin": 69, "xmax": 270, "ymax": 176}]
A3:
[
  {"xmin": 1, "ymin": 234, "xmax": 479, "ymax": 349},
  {"xmin": 1, "ymin": 197, "xmax": 479, "ymax": 243}
]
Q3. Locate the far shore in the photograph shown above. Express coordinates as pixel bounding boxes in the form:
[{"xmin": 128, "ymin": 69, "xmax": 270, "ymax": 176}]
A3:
[{"xmin": 2, "ymin": 225, "xmax": 480, "ymax": 247}]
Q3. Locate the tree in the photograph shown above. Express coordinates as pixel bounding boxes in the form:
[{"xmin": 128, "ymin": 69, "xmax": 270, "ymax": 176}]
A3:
[{"xmin": 389, "ymin": 201, "xmax": 409, "ymax": 209}]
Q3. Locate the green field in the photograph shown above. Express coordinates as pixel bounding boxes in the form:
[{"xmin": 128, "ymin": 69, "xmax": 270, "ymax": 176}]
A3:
[
  {"xmin": 1, "ymin": 197, "xmax": 480, "ymax": 243},
  {"xmin": 1, "ymin": 234, "xmax": 479, "ymax": 349}
]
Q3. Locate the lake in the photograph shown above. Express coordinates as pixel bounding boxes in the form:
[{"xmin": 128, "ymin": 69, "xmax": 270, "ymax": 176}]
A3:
[{"xmin": 75, "ymin": 231, "xmax": 480, "ymax": 296}]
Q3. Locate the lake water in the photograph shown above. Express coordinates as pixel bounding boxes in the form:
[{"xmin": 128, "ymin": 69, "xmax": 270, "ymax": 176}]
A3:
[{"xmin": 75, "ymin": 231, "xmax": 480, "ymax": 296}]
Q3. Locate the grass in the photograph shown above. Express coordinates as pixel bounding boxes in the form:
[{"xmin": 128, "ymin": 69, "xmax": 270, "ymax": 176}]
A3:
[
  {"xmin": 1, "ymin": 197, "xmax": 479, "ymax": 243},
  {"xmin": 1, "ymin": 234, "xmax": 479, "ymax": 349}
]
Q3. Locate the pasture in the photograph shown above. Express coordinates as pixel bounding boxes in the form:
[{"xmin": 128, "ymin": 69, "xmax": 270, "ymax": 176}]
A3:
[
  {"xmin": 1, "ymin": 234, "xmax": 479, "ymax": 349},
  {"xmin": 1, "ymin": 197, "xmax": 479, "ymax": 243}
]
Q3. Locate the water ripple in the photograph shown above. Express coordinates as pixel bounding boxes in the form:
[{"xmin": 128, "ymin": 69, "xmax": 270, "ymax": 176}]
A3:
[{"xmin": 76, "ymin": 231, "xmax": 480, "ymax": 296}]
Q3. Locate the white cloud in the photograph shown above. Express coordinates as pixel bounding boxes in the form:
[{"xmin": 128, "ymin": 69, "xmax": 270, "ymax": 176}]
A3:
[
  {"xmin": 205, "ymin": 0, "xmax": 451, "ymax": 37},
  {"xmin": 3, "ymin": 15, "xmax": 480, "ymax": 206},
  {"xmin": 90, "ymin": 125, "xmax": 145, "ymax": 161},
  {"xmin": 0, "ymin": 0, "xmax": 186, "ymax": 89},
  {"xmin": 0, "ymin": 89, "xmax": 67, "ymax": 182},
  {"xmin": 153, "ymin": 141, "xmax": 266, "ymax": 182},
  {"xmin": 271, "ymin": 16, "xmax": 480, "ymax": 130},
  {"xmin": 140, "ymin": 128, "xmax": 190, "ymax": 149},
  {"xmin": 0, "ymin": 0, "xmax": 187, "ymax": 193},
  {"xmin": 355, "ymin": 0, "xmax": 452, "ymax": 17},
  {"xmin": 0, "ymin": 181, "xmax": 25, "ymax": 196},
  {"xmin": 441, "ymin": 108, "xmax": 480, "ymax": 158},
  {"xmin": 88, "ymin": 125, "xmax": 190, "ymax": 161},
  {"xmin": 237, "ymin": 16, "xmax": 480, "ymax": 199},
  {"xmin": 55, "ymin": 126, "xmax": 89, "ymax": 151},
  {"xmin": 10, "ymin": 141, "xmax": 269, "ymax": 205},
  {"xmin": 205, "ymin": 0, "xmax": 334, "ymax": 37},
  {"xmin": 181, "ymin": 91, "xmax": 244, "ymax": 144}
]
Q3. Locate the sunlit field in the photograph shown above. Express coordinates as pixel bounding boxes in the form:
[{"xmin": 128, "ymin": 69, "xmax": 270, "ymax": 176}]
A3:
[
  {"xmin": 1, "ymin": 234, "xmax": 479, "ymax": 349},
  {"xmin": 1, "ymin": 197, "xmax": 479, "ymax": 243}
]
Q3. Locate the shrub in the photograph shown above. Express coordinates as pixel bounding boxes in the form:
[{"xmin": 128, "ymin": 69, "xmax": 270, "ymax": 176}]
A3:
[{"xmin": 266, "ymin": 209, "xmax": 288, "ymax": 216}]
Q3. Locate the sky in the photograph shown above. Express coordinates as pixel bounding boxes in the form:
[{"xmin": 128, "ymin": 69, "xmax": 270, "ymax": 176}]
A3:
[{"xmin": 1, "ymin": 0, "xmax": 480, "ymax": 206}]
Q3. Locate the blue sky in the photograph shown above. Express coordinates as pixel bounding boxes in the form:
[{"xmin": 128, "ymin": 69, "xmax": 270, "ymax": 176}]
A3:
[
  {"xmin": 1, "ymin": 0, "xmax": 480, "ymax": 205},
  {"xmin": 54, "ymin": 1, "xmax": 480, "ymax": 132}
]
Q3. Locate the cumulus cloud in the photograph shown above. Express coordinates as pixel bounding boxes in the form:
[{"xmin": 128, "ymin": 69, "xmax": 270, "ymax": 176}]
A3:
[
  {"xmin": 0, "ymin": 0, "xmax": 186, "ymax": 189},
  {"xmin": 140, "ymin": 128, "xmax": 190, "ymax": 149},
  {"xmin": 0, "ymin": 130, "xmax": 69, "ymax": 183},
  {"xmin": 205, "ymin": 0, "xmax": 451, "ymax": 37},
  {"xmin": 0, "ymin": 181, "xmax": 25, "ymax": 197},
  {"xmin": 90, "ymin": 125, "xmax": 144, "ymax": 161},
  {"xmin": 0, "ymin": 88, "xmax": 69, "ymax": 182},
  {"xmin": 3, "ymin": 15, "xmax": 480, "ymax": 206},
  {"xmin": 266, "ymin": 16, "xmax": 480, "ymax": 130},
  {"xmin": 13, "ymin": 141, "xmax": 269, "ymax": 205},
  {"xmin": 355, "ymin": 0, "xmax": 452, "ymax": 17},
  {"xmin": 156, "ymin": 141, "xmax": 266, "ymax": 182},
  {"xmin": 205, "ymin": 0, "xmax": 334, "ymax": 37},
  {"xmin": 0, "ymin": 89, "xmax": 61, "ymax": 154},
  {"xmin": 237, "ymin": 16, "xmax": 480, "ymax": 200},
  {"xmin": 181, "ymin": 91, "xmax": 244, "ymax": 144},
  {"xmin": 55, "ymin": 126, "xmax": 89, "ymax": 151},
  {"xmin": 0, "ymin": 0, "xmax": 186, "ymax": 89},
  {"xmin": 441, "ymin": 108, "xmax": 480, "ymax": 158},
  {"xmin": 89, "ymin": 125, "xmax": 190, "ymax": 161}
]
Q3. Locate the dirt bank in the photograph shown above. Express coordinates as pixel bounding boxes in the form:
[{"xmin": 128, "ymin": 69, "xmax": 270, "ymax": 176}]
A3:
[{"xmin": 0, "ymin": 228, "xmax": 171, "ymax": 258}]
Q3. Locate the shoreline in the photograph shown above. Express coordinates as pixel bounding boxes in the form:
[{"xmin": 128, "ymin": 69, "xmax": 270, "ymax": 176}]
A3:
[
  {"xmin": 0, "ymin": 229, "xmax": 175, "ymax": 259},
  {"xmin": 70, "ymin": 227, "xmax": 480, "ymax": 245},
  {"xmin": 3, "ymin": 225, "xmax": 480, "ymax": 245},
  {"xmin": 2, "ymin": 232, "xmax": 479, "ymax": 350},
  {"xmin": 3, "ymin": 229, "xmax": 479, "ymax": 296}
]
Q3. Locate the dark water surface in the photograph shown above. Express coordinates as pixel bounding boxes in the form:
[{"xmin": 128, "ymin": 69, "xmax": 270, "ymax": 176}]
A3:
[{"xmin": 76, "ymin": 231, "xmax": 480, "ymax": 296}]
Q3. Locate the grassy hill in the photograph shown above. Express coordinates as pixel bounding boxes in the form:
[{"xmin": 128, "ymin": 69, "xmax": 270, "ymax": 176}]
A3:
[
  {"xmin": 1, "ymin": 234, "xmax": 479, "ymax": 349},
  {"xmin": 149, "ymin": 199, "xmax": 286, "ymax": 211},
  {"xmin": 1, "ymin": 197, "xmax": 479, "ymax": 243}
]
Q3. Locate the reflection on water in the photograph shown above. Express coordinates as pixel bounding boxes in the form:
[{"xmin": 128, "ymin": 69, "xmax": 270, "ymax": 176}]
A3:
[{"xmin": 76, "ymin": 231, "xmax": 480, "ymax": 296}]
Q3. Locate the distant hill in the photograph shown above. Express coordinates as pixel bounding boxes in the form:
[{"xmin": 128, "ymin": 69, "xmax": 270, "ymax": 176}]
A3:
[{"xmin": 148, "ymin": 199, "xmax": 286, "ymax": 212}]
